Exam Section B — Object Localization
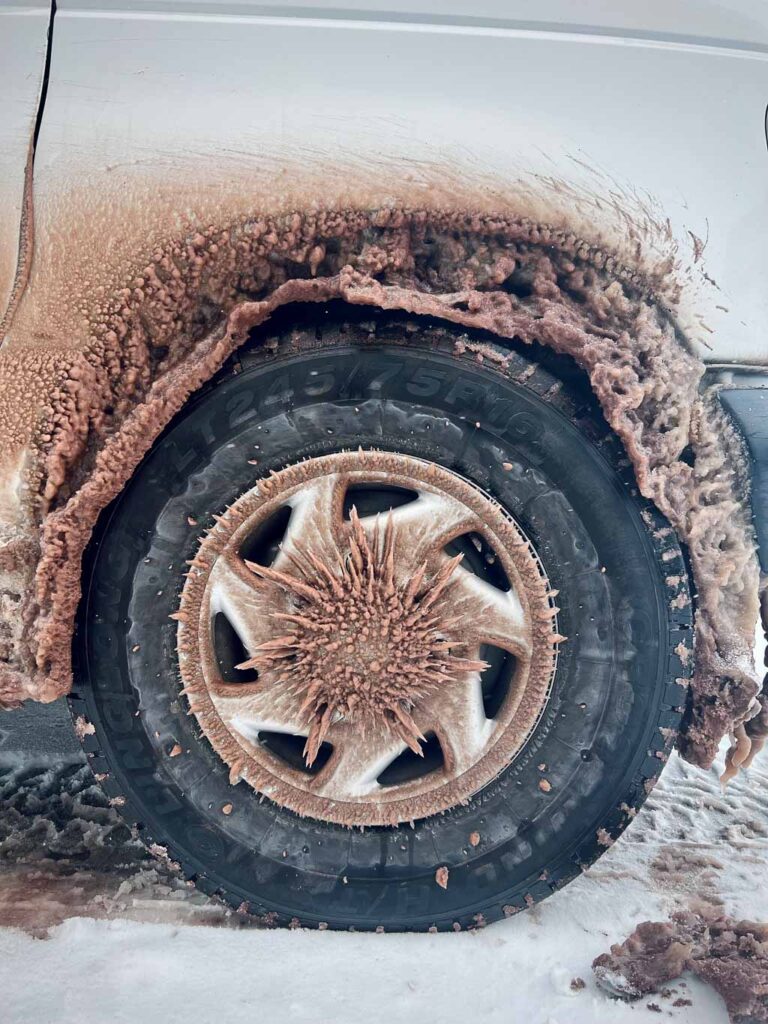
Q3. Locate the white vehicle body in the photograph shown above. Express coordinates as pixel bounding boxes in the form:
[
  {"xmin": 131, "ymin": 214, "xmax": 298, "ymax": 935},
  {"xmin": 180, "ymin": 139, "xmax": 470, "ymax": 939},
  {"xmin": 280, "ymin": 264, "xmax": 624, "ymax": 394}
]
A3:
[{"xmin": 2, "ymin": 0, "xmax": 768, "ymax": 364}]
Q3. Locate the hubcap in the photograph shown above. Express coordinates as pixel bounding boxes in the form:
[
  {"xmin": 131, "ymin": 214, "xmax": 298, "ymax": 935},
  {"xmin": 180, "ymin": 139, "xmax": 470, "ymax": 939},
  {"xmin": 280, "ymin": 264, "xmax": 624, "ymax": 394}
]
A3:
[{"xmin": 177, "ymin": 451, "xmax": 559, "ymax": 826}]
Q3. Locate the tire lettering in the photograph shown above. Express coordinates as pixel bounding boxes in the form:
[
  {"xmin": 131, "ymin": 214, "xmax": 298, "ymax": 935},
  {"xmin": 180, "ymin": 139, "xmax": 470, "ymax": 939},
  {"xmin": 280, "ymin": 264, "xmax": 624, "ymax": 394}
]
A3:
[
  {"xmin": 506, "ymin": 412, "xmax": 541, "ymax": 441},
  {"xmin": 482, "ymin": 397, "xmax": 519, "ymax": 431},
  {"xmin": 165, "ymin": 440, "xmax": 199, "ymax": 474},
  {"xmin": 261, "ymin": 374, "xmax": 293, "ymax": 409},
  {"xmin": 226, "ymin": 391, "xmax": 256, "ymax": 428},
  {"xmin": 303, "ymin": 369, "xmax": 336, "ymax": 397},
  {"xmin": 405, "ymin": 366, "xmax": 448, "ymax": 398},
  {"xmin": 445, "ymin": 379, "xmax": 486, "ymax": 407},
  {"xmin": 366, "ymin": 362, "xmax": 402, "ymax": 393}
]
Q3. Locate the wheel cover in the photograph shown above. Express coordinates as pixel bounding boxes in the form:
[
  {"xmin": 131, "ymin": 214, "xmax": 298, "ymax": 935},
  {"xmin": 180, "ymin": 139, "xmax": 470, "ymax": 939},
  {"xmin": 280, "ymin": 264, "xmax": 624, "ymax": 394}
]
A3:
[{"xmin": 177, "ymin": 450, "xmax": 560, "ymax": 826}]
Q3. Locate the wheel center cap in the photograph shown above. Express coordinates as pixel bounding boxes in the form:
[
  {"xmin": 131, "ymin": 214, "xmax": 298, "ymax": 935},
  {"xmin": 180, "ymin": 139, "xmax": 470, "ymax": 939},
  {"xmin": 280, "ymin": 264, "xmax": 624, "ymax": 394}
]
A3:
[{"xmin": 237, "ymin": 508, "xmax": 487, "ymax": 766}]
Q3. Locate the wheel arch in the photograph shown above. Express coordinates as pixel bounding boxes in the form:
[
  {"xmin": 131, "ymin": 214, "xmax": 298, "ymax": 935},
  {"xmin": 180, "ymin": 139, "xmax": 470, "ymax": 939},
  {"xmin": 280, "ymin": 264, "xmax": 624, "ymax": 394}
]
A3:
[
  {"xmin": 0, "ymin": 205, "xmax": 761, "ymax": 776},
  {"xmin": 70, "ymin": 331, "xmax": 693, "ymax": 930}
]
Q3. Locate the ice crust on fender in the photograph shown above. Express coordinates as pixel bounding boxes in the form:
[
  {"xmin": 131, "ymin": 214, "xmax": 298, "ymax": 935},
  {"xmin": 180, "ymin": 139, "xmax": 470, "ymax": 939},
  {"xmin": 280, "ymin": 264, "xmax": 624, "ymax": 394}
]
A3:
[{"xmin": 0, "ymin": 206, "xmax": 761, "ymax": 773}]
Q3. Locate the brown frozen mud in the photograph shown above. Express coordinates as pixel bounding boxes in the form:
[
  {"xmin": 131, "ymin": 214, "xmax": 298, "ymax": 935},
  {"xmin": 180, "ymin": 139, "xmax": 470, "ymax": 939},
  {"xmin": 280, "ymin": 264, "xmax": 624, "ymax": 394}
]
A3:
[
  {"xmin": 0, "ymin": 204, "xmax": 762, "ymax": 770},
  {"xmin": 593, "ymin": 909, "xmax": 768, "ymax": 1022}
]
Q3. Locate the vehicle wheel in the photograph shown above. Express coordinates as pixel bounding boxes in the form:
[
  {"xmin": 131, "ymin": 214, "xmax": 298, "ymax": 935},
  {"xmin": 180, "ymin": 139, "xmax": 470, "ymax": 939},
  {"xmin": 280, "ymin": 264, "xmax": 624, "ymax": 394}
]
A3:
[{"xmin": 72, "ymin": 315, "xmax": 692, "ymax": 931}]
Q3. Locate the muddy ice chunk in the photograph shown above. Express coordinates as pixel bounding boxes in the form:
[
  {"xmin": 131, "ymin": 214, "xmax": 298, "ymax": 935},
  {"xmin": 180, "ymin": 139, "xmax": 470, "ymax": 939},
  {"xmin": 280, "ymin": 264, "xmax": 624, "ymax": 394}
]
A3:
[
  {"xmin": 593, "ymin": 910, "xmax": 768, "ymax": 1022},
  {"xmin": 593, "ymin": 915, "xmax": 700, "ymax": 998},
  {"xmin": 696, "ymin": 920, "xmax": 768, "ymax": 1023},
  {"xmin": 1, "ymin": 206, "xmax": 761, "ymax": 772}
]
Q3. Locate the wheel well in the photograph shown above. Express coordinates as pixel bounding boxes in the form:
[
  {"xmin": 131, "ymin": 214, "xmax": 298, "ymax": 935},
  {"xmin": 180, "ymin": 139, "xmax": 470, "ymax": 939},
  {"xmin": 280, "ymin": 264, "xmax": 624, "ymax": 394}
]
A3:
[{"xmin": 4, "ymin": 206, "xmax": 758, "ymax": 776}]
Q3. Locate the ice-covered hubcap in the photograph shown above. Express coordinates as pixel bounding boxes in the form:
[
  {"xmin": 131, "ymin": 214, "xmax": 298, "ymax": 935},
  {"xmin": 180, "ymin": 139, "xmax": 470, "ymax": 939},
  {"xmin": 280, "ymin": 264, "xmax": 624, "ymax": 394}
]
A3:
[
  {"xmin": 177, "ymin": 451, "xmax": 559, "ymax": 826},
  {"xmin": 239, "ymin": 508, "xmax": 488, "ymax": 767}
]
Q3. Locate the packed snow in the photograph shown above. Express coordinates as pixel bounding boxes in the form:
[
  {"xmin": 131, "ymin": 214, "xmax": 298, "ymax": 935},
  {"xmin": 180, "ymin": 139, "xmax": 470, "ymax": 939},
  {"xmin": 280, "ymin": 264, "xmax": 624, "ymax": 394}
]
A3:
[{"xmin": 1, "ymin": 737, "xmax": 767, "ymax": 1023}]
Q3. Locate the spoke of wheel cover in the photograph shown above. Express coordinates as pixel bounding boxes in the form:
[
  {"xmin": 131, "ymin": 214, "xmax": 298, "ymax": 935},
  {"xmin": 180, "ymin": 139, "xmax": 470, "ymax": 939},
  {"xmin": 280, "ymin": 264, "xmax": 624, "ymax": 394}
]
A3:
[
  {"xmin": 312, "ymin": 727, "xmax": 408, "ymax": 800},
  {"xmin": 448, "ymin": 565, "xmax": 530, "ymax": 656},
  {"xmin": 208, "ymin": 551, "xmax": 287, "ymax": 656},
  {"xmin": 271, "ymin": 474, "xmax": 344, "ymax": 573},
  {"xmin": 434, "ymin": 670, "xmax": 495, "ymax": 775},
  {"xmin": 363, "ymin": 491, "xmax": 478, "ymax": 570},
  {"xmin": 215, "ymin": 674, "xmax": 310, "ymax": 741}
]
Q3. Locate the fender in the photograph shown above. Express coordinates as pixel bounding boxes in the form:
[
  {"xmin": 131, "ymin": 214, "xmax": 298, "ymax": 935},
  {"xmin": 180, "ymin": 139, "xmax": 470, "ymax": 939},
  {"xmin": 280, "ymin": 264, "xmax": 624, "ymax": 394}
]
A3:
[{"xmin": 0, "ymin": 1, "xmax": 766, "ymax": 772}]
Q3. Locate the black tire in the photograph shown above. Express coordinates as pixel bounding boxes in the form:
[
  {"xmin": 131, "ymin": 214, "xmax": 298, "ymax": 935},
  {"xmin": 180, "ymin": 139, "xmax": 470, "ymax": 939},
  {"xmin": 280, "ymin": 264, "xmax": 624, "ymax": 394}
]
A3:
[{"xmin": 72, "ymin": 316, "xmax": 692, "ymax": 932}]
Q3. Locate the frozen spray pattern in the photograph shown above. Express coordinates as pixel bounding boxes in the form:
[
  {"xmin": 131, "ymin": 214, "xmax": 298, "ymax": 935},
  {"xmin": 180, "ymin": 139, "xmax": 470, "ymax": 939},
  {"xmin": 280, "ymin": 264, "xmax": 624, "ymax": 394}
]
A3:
[{"xmin": 0, "ymin": 206, "xmax": 761, "ymax": 771}]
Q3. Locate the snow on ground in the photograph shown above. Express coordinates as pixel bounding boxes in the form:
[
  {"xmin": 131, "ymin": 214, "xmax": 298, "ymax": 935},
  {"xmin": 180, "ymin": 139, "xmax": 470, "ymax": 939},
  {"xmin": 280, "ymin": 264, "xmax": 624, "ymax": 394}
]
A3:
[{"xmin": 1, "ymin": 742, "xmax": 767, "ymax": 1023}]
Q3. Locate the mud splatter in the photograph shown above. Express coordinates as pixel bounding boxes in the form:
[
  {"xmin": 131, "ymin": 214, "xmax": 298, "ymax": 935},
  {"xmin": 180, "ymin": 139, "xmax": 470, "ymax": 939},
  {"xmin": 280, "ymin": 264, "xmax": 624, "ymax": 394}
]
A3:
[
  {"xmin": 593, "ymin": 910, "xmax": 768, "ymax": 1022},
  {"xmin": 0, "ymin": 205, "xmax": 761, "ymax": 772},
  {"xmin": 73, "ymin": 716, "xmax": 94, "ymax": 741}
]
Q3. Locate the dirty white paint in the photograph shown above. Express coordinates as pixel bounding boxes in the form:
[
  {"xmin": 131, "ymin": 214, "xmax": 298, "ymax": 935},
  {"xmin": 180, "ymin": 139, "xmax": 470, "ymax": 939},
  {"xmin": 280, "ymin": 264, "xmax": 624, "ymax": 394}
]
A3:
[
  {"xmin": 16, "ymin": 0, "xmax": 768, "ymax": 363},
  {"xmin": 0, "ymin": 1, "xmax": 49, "ymax": 327}
]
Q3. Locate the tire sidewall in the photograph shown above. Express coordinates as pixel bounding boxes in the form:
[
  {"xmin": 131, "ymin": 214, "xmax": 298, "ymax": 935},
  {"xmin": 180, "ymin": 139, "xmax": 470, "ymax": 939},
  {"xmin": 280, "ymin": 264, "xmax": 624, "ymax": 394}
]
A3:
[{"xmin": 73, "ymin": 336, "xmax": 692, "ymax": 930}]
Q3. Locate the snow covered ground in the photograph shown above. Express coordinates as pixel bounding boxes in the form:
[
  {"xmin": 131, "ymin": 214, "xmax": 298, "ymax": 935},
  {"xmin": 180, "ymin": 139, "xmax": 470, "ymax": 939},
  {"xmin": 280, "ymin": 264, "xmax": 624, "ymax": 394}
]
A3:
[{"xmin": 1, "ymin": 738, "xmax": 767, "ymax": 1024}]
